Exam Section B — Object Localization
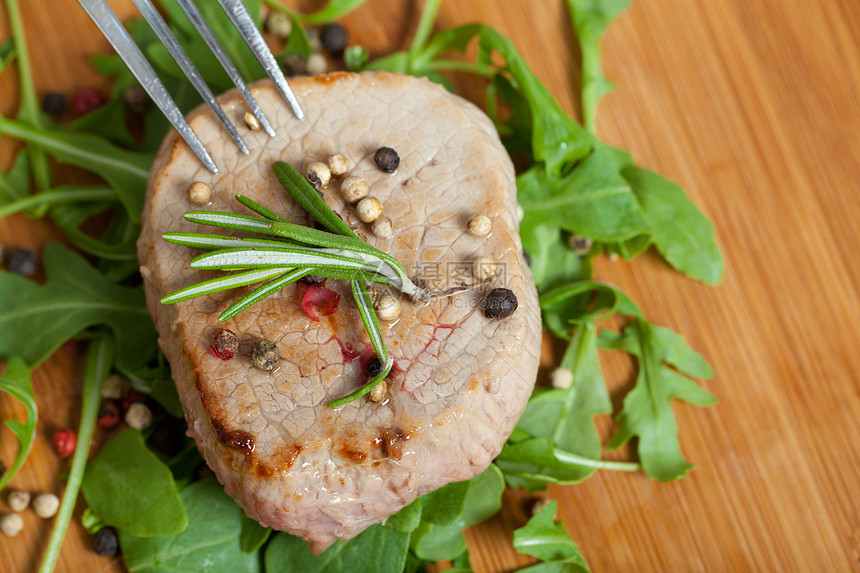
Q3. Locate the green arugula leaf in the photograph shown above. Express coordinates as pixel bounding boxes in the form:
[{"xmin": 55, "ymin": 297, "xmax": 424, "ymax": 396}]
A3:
[
  {"xmin": 410, "ymin": 464, "xmax": 505, "ymax": 561},
  {"xmin": 281, "ymin": 16, "xmax": 311, "ymax": 59},
  {"xmin": 82, "ymin": 429, "xmax": 188, "ymax": 537},
  {"xmin": 0, "ymin": 116, "xmax": 151, "ymax": 221},
  {"xmin": 0, "ymin": 357, "xmax": 36, "ymax": 490},
  {"xmin": 81, "ymin": 507, "xmax": 106, "ymax": 534},
  {"xmin": 239, "ymin": 515, "xmax": 272, "ymax": 553},
  {"xmin": 497, "ymin": 437, "xmax": 638, "ymax": 491},
  {"xmin": 120, "ymin": 479, "xmax": 261, "ymax": 573},
  {"xmin": 384, "ymin": 499, "xmax": 422, "ymax": 533},
  {"xmin": 600, "ymin": 318, "xmax": 717, "ymax": 480},
  {"xmin": 263, "ymin": 0, "xmax": 367, "ymax": 25},
  {"xmin": 264, "ymin": 525, "xmax": 409, "ymax": 573},
  {"xmin": 500, "ymin": 324, "xmax": 610, "ymax": 488},
  {"xmin": 566, "ymin": 0, "xmax": 631, "ymax": 129},
  {"xmin": 539, "ymin": 281, "xmax": 642, "ymax": 340},
  {"xmin": 0, "ymin": 150, "xmax": 30, "ymax": 204},
  {"xmin": 0, "ymin": 243, "xmax": 157, "ymax": 370},
  {"xmin": 448, "ymin": 550, "xmax": 474, "ymax": 573},
  {"xmin": 621, "ymin": 165, "xmax": 723, "ymax": 284},
  {"xmin": 519, "ymin": 222, "xmax": 591, "ymax": 294},
  {"xmin": 517, "ymin": 148, "xmax": 648, "ymax": 243},
  {"xmin": 477, "ymin": 26, "xmax": 592, "ymax": 174},
  {"xmin": 514, "ymin": 500, "xmax": 590, "ymax": 573},
  {"xmin": 417, "ymin": 478, "xmax": 471, "ymax": 525},
  {"xmin": 603, "ymin": 233, "xmax": 652, "ymax": 260},
  {"xmin": 0, "ymin": 38, "xmax": 15, "ymax": 71}
]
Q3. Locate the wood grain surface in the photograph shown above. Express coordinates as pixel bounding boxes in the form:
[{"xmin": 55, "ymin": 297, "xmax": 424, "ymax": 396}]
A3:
[{"xmin": 2, "ymin": 0, "xmax": 859, "ymax": 571}]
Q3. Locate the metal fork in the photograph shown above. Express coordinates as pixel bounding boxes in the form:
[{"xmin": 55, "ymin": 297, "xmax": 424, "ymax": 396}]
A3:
[{"xmin": 77, "ymin": 0, "xmax": 304, "ymax": 174}]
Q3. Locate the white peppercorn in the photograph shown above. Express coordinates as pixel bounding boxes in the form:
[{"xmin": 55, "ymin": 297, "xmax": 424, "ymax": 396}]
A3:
[
  {"xmin": 340, "ymin": 176, "xmax": 369, "ymax": 203},
  {"xmin": 327, "ymin": 154, "xmax": 350, "ymax": 176},
  {"xmin": 125, "ymin": 403, "xmax": 153, "ymax": 431},
  {"xmin": 551, "ymin": 367, "xmax": 573, "ymax": 389},
  {"xmin": 101, "ymin": 374, "xmax": 130, "ymax": 400},
  {"xmin": 306, "ymin": 53, "xmax": 328, "ymax": 76},
  {"xmin": 32, "ymin": 493, "xmax": 59, "ymax": 519},
  {"xmin": 0, "ymin": 513, "xmax": 23, "ymax": 537},
  {"xmin": 371, "ymin": 216, "xmax": 393, "ymax": 239},
  {"xmin": 369, "ymin": 379, "xmax": 389, "ymax": 403},
  {"xmin": 187, "ymin": 181, "xmax": 211, "ymax": 205},
  {"xmin": 472, "ymin": 256, "xmax": 497, "ymax": 281},
  {"xmin": 467, "ymin": 214, "xmax": 492, "ymax": 237},
  {"xmin": 356, "ymin": 197, "xmax": 383, "ymax": 223},
  {"xmin": 305, "ymin": 161, "xmax": 331, "ymax": 190},
  {"xmin": 569, "ymin": 234, "xmax": 593, "ymax": 255},
  {"xmin": 374, "ymin": 294, "xmax": 401, "ymax": 321},
  {"xmin": 7, "ymin": 490, "xmax": 30, "ymax": 512},
  {"xmin": 265, "ymin": 11, "xmax": 292, "ymax": 39},
  {"xmin": 243, "ymin": 112, "xmax": 261, "ymax": 131}
]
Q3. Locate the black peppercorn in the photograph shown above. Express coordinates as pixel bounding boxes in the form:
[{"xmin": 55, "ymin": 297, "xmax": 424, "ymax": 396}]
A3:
[
  {"xmin": 366, "ymin": 358, "xmax": 383, "ymax": 379},
  {"xmin": 6, "ymin": 248, "xmax": 39, "ymax": 277},
  {"xmin": 92, "ymin": 526, "xmax": 119, "ymax": 557},
  {"xmin": 42, "ymin": 92, "xmax": 66, "ymax": 117},
  {"xmin": 122, "ymin": 86, "xmax": 148, "ymax": 114},
  {"xmin": 374, "ymin": 147, "xmax": 400, "ymax": 173},
  {"xmin": 251, "ymin": 339, "xmax": 280, "ymax": 372},
  {"xmin": 300, "ymin": 275, "xmax": 327, "ymax": 285},
  {"xmin": 320, "ymin": 24, "xmax": 348, "ymax": 55},
  {"xmin": 484, "ymin": 288, "xmax": 518, "ymax": 319}
]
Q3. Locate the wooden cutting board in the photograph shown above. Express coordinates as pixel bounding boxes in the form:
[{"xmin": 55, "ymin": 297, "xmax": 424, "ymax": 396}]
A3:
[{"xmin": 2, "ymin": 0, "xmax": 859, "ymax": 571}]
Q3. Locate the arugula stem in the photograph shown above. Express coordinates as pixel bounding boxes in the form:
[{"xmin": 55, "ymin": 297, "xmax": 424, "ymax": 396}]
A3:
[
  {"xmin": 408, "ymin": 0, "xmax": 443, "ymax": 66},
  {"xmin": 424, "ymin": 59, "xmax": 494, "ymax": 77},
  {"xmin": 552, "ymin": 448, "xmax": 640, "ymax": 472},
  {"xmin": 4, "ymin": 0, "xmax": 52, "ymax": 191},
  {"xmin": 39, "ymin": 337, "xmax": 113, "ymax": 573},
  {"xmin": 0, "ymin": 186, "xmax": 116, "ymax": 219}
]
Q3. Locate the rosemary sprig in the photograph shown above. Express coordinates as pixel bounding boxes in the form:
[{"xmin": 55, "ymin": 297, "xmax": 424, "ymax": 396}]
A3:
[{"xmin": 161, "ymin": 162, "xmax": 409, "ymax": 407}]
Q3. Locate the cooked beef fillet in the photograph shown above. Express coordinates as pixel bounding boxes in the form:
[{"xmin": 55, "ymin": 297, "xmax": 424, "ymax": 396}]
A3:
[{"xmin": 138, "ymin": 71, "xmax": 541, "ymax": 553}]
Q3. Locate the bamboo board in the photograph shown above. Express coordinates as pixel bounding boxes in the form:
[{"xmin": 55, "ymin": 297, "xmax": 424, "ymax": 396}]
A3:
[{"xmin": 1, "ymin": 0, "xmax": 859, "ymax": 571}]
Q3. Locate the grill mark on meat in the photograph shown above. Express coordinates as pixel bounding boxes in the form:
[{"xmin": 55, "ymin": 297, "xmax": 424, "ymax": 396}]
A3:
[
  {"xmin": 211, "ymin": 418, "xmax": 255, "ymax": 455},
  {"xmin": 380, "ymin": 428, "xmax": 410, "ymax": 461},
  {"xmin": 251, "ymin": 444, "xmax": 304, "ymax": 478}
]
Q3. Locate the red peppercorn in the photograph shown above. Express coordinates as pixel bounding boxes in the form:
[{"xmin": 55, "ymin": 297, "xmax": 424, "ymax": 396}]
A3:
[
  {"xmin": 211, "ymin": 329, "xmax": 238, "ymax": 360},
  {"xmin": 53, "ymin": 428, "xmax": 77, "ymax": 458},
  {"xmin": 119, "ymin": 390, "xmax": 139, "ymax": 415},
  {"xmin": 96, "ymin": 400, "xmax": 121, "ymax": 429},
  {"xmin": 72, "ymin": 88, "xmax": 107, "ymax": 116}
]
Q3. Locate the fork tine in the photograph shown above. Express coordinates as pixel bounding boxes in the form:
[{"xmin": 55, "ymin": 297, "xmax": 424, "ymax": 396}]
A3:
[
  {"xmin": 132, "ymin": 0, "xmax": 250, "ymax": 155},
  {"xmin": 175, "ymin": 0, "xmax": 277, "ymax": 138},
  {"xmin": 216, "ymin": 0, "xmax": 304, "ymax": 121},
  {"xmin": 77, "ymin": 0, "xmax": 219, "ymax": 173}
]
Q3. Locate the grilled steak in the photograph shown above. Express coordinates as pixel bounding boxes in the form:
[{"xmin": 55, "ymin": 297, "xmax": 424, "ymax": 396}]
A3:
[{"xmin": 138, "ymin": 71, "xmax": 541, "ymax": 553}]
